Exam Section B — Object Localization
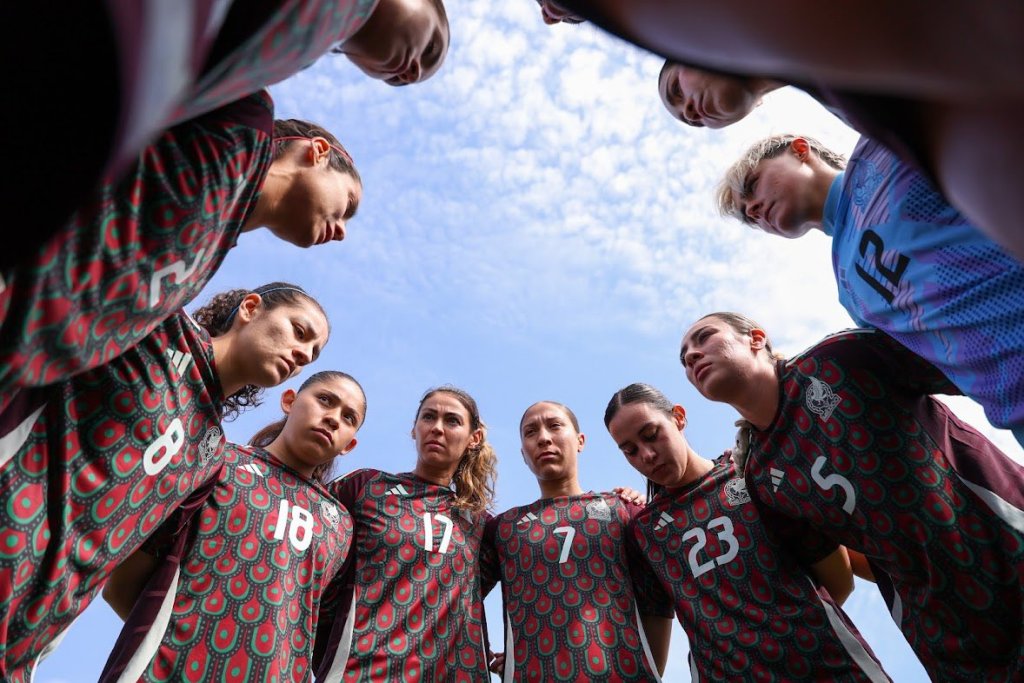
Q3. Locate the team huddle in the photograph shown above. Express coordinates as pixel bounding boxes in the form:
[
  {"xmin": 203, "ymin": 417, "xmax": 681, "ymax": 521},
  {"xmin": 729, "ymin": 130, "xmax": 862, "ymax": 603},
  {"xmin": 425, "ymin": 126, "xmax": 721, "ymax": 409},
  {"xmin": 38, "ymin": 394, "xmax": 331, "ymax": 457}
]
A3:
[{"xmin": 1, "ymin": 1, "xmax": 1022, "ymax": 682}]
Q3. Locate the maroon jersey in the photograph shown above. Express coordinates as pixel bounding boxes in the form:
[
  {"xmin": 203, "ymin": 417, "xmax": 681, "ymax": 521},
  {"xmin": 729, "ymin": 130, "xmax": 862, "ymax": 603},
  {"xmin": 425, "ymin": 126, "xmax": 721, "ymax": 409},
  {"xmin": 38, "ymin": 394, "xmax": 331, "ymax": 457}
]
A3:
[
  {"xmin": 314, "ymin": 469, "xmax": 490, "ymax": 682},
  {"xmin": 176, "ymin": 0, "xmax": 378, "ymax": 124},
  {"xmin": 0, "ymin": 90, "xmax": 273, "ymax": 407},
  {"xmin": 480, "ymin": 492, "xmax": 667, "ymax": 682},
  {"xmin": 100, "ymin": 444, "xmax": 353, "ymax": 683},
  {"xmin": 630, "ymin": 458, "xmax": 890, "ymax": 682},
  {"xmin": 0, "ymin": 311, "xmax": 226, "ymax": 683},
  {"xmin": 741, "ymin": 328, "xmax": 1024, "ymax": 682}
]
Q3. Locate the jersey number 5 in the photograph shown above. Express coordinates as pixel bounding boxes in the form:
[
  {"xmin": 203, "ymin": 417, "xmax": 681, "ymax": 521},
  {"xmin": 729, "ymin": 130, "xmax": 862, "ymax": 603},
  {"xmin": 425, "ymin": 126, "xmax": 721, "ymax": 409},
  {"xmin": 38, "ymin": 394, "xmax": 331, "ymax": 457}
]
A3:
[
  {"xmin": 683, "ymin": 516, "xmax": 739, "ymax": 578},
  {"xmin": 811, "ymin": 456, "xmax": 857, "ymax": 514}
]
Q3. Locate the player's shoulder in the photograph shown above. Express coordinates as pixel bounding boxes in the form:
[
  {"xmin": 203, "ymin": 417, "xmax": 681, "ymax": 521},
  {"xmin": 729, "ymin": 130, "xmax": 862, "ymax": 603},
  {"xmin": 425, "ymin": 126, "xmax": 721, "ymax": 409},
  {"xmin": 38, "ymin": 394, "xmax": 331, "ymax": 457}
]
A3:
[{"xmin": 786, "ymin": 327, "xmax": 894, "ymax": 368}]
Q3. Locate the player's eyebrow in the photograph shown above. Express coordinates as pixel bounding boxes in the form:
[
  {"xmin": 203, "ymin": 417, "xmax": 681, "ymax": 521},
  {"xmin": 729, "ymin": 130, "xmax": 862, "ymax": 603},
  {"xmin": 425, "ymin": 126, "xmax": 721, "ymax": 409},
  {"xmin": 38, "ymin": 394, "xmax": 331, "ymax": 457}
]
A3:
[
  {"xmin": 680, "ymin": 325, "xmax": 711, "ymax": 360},
  {"xmin": 344, "ymin": 190, "xmax": 360, "ymax": 221}
]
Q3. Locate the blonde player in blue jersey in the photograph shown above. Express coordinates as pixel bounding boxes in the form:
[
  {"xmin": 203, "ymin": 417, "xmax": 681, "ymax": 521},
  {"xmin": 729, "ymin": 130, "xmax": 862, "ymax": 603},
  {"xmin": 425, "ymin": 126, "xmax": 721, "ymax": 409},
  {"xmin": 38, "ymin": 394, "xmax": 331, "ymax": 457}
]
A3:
[
  {"xmin": 0, "ymin": 283, "xmax": 329, "ymax": 682},
  {"xmin": 680, "ymin": 312, "xmax": 1024, "ymax": 681},
  {"xmin": 717, "ymin": 133, "xmax": 1024, "ymax": 448},
  {"xmin": 101, "ymin": 371, "xmax": 366, "ymax": 682},
  {"xmin": 480, "ymin": 400, "xmax": 673, "ymax": 682},
  {"xmin": 605, "ymin": 382, "xmax": 890, "ymax": 682}
]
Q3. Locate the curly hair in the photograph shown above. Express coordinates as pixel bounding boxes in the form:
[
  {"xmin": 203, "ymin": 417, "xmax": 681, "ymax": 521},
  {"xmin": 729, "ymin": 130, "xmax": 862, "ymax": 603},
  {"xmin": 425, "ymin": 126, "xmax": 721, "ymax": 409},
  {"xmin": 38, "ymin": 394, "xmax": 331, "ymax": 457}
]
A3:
[
  {"xmin": 249, "ymin": 370, "xmax": 366, "ymax": 483},
  {"xmin": 272, "ymin": 119, "xmax": 361, "ymax": 185},
  {"xmin": 416, "ymin": 385, "xmax": 497, "ymax": 514},
  {"xmin": 191, "ymin": 282, "xmax": 327, "ymax": 420}
]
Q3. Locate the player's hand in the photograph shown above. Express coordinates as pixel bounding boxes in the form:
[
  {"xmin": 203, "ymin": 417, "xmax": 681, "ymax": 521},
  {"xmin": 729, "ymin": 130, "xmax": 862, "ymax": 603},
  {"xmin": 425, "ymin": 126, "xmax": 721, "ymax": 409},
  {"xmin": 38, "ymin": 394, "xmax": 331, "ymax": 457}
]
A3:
[
  {"xmin": 613, "ymin": 486, "xmax": 646, "ymax": 505},
  {"xmin": 488, "ymin": 651, "xmax": 505, "ymax": 674}
]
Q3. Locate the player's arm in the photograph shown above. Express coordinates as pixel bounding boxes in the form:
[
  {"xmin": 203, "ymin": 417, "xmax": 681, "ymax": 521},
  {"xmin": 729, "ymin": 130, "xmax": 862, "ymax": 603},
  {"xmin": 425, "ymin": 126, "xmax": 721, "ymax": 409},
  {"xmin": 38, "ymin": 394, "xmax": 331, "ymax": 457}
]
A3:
[
  {"xmin": 103, "ymin": 550, "xmax": 160, "ymax": 620},
  {"xmin": 640, "ymin": 613, "xmax": 673, "ymax": 675},
  {"xmin": 809, "ymin": 546, "xmax": 854, "ymax": 605},
  {"xmin": 847, "ymin": 549, "xmax": 876, "ymax": 582}
]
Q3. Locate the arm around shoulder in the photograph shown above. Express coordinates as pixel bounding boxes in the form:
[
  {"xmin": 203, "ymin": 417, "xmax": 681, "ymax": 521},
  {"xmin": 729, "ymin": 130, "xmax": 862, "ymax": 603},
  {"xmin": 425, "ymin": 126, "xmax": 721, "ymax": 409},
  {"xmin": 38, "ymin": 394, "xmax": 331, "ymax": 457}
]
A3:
[{"xmin": 810, "ymin": 546, "xmax": 854, "ymax": 605}]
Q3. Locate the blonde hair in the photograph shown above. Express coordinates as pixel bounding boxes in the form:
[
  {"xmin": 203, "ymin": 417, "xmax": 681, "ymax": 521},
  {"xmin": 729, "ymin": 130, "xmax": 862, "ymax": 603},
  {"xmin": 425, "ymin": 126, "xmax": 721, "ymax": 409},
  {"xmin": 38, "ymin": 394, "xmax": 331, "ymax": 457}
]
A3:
[
  {"xmin": 716, "ymin": 134, "xmax": 847, "ymax": 225},
  {"xmin": 416, "ymin": 386, "xmax": 497, "ymax": 514}
]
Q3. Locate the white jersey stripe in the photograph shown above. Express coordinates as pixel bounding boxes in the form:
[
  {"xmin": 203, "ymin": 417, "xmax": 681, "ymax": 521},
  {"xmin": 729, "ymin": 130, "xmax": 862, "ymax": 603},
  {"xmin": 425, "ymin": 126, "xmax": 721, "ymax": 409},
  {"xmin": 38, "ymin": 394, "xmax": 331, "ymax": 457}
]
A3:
[
  {"xmin": 812, "ymin": 578, "xmax": 891, "ymax": 682},
  {"xmin": 502, "ymin": 612, "xmax": 516, "ymax": 683},
  {"xmin": 0, "ymin": 403, "xmax": 45, "ymax": 471},
  {"xmin": 634, "ymin": 605, "xmax": 663, "ymax": 683},
  {"xmin": 322, "ymin": 585, "xmax": 358, "ymax": 683},
  {"xmin": 955, "ymin": 472, "xmax": 1024, "ymax": 535},
  {"xmin": 115, "ymin": 567, "xmax": 181, "ymax": 683}
]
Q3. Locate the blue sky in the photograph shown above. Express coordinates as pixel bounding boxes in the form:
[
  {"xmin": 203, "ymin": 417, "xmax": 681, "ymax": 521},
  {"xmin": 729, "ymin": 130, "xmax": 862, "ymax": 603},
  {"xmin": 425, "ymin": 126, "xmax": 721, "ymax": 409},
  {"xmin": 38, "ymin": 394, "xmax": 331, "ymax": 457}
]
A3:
[{"xmin": 38, "ymin": 2, "xmax": 1023, "ymax": 681}]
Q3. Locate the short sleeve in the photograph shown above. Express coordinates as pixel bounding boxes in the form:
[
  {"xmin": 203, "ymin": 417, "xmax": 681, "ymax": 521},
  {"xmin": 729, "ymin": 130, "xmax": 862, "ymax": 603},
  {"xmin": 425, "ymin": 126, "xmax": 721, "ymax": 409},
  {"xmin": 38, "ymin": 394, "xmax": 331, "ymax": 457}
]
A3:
[
  {"xmin": 625, "ymin": 518, "xmax": 675, "ymax": 619},
  {"xmin": 479, "ymin": 516, "xmax": 501, "ymax": 597}
]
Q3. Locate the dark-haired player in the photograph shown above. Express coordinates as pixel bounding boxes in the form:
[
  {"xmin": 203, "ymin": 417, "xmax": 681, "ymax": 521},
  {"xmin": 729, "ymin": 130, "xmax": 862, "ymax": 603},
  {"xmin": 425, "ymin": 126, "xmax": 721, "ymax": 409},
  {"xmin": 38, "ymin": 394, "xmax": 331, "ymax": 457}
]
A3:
[
  {"xmin": 0, "ymin": 284, "xmax": 329, "ymax": 682},
  {"xmin": 100, "ymin": 371, "xmax": 364, "ymax": 681},
  {"xmin": 606, "ymin": 382, "xmax": 891, "ymax": 681},
  {"xmin": 680, "ymin": 313, "xmax": 1024, "ymax": 681},
  {"xmin": 481, "ymin": 400, "xmax": 672, "ymax": 681},
  {"xmin": 0, "ymin": 91, "xmax": 359, "ymax": 412}
]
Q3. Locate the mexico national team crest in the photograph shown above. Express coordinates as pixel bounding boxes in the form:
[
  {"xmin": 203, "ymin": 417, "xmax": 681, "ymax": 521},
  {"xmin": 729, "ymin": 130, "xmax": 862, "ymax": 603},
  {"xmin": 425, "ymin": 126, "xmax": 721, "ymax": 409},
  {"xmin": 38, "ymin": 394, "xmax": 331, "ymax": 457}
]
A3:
[
  {"xmin": 724, "ymin": 477, "xmax": 751, "ymax": 507},
  {"xmin": 586, "ymin": 498, "xmax": 612, "ymax": 521},
  {"xmin": 320, "ymin": 501, "xmax": 340, "ymax": 527},
  {"xmin": 197, "ymin": 426, "xmax": 223, "ymax": 466},
  {"xmin": 806, "ymin": 376, "xmax": 841, "ymax": 422}
]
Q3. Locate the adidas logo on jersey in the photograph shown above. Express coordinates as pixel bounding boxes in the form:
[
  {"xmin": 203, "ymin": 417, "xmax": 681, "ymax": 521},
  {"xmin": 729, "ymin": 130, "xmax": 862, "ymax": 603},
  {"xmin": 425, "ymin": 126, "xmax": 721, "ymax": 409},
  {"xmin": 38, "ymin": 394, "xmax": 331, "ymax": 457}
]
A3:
[
  {"xmin": 165, "ymin": 348, "xmax": 193, "ymax": 377},
  {"xmin": 517, "ymin": 512, "xmax": 539, "ymax": 527},
  {"xmin": 806, "ymin": 376, "xmax": 841, "ymax": 422},
  {"xmin": 386, "ymin": 484, "xmax": 410, "ymax": 497},
  {"xmin": 240, "ymin": 462, "xmax": 264, "ymax": 477},
  {"xmin": 586, "ymin": 499, "xmax": 612, "ymax": 521},
  {"xmin": 654, "ymin": 511, "xmax": 674, "ymax": 531},
  {"xmin": 770, "ymin": 468, "xmax": 785, "ymax": 492}
]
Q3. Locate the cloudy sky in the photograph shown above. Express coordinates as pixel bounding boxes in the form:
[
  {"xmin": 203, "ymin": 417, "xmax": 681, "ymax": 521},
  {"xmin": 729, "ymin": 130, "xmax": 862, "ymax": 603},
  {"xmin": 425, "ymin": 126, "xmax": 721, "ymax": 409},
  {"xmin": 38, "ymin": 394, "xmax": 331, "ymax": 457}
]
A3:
[{"xmin": 39, "ymin": 2, "xmax": 1022, "ymax": 682}]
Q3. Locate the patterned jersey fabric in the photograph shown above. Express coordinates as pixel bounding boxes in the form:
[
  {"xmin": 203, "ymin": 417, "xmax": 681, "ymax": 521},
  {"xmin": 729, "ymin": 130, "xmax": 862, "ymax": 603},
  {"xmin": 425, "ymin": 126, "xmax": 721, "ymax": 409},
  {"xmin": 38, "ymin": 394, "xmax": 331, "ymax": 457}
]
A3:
[
  {"xmin": 314, "ymin": 469, "xmax": 490, "ymax": 682},
  {"xmin": 630, "ymin": 458, "xmax": 889, "ymax": 682},
  {"xmin": 0, "ymin": 90, "xmax": 274, "ymax": 405},
  {"xmin": 0, "ymin": 311, "xmax": 226, "ymax": 683},
  {"xmin": 99, "ymin": 444, "xmax": 353, "ymax": 683},
  {"xmin": 823, "ymin": 136, "xmax": 1024, "ymax": 441},
  {"xmin": 480, "ymin": 492, "xmax": 667, "ymax": 682},
  {"xmin": 742, "ymin": 328, "xmax": 1024, "ymax": 682},
  {"xmin": 177, "ymin": 0, "xmax": 378, "ymax": 124}
]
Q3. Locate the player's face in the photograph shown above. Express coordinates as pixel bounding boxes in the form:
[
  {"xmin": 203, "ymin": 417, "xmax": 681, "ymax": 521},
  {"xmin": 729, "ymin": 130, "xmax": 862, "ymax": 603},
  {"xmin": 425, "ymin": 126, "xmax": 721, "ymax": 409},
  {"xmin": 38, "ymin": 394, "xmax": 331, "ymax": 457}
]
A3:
[
  {"xmin": 280, "ymin": 376, "xmax": 363, "ymax": 467},
  {"xmin": 659, "ymin": 64, "xmax": 759, "ymax": 128},
  {"xmin": 340, "ymin": 0, "xmax": 448, "ymax": 85},
  {"xmin": 234, "ymin": 299, "xmax": 330, "ymax": 388},
  {"xmin": 680, "ymin": 317, "xmax": 762, "ymax": 401},
  {"xmin": 520, "ymin": 402, "xmax": 584, "ymax": 482},
  {"xmin": 536, "ymin": 0, "xmax": 584, "ymax": 25},
  {"xmin": 736, "ymin": 148, "xmax": 819, "ymax": 239},
  {"xmin": 608, "ymin": 402, "xmax": 692, "ymax": 489},
  {"xmin": 274, "ymin": 149, "xmax": 361, "ymax": 248},
  {"xmin": 413, "ymin": 392, "xmax": 482, "ymax": 470}
]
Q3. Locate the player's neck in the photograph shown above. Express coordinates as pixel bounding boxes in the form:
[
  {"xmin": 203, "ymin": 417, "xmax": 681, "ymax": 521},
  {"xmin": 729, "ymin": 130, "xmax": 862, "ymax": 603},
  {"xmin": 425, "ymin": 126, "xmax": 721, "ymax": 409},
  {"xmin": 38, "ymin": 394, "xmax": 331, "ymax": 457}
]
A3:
[
  {"xmin": 265, "ymin": 441, "xmax": 316, "ymax": 479},
  {"xmin": 537, "ymin": 477, "xmax": 584, "ymax": 500},
  {"xmin": 242, "ymin": 164, "xmax": 289, "ymax": 232},
  {"xmin": 413, "ymin": 462, "xmax": 457, "ymax": 488},
  {"xmin": 210, "ymin": 334, "xmax": 245, "ymax": 398},
  {"xmin": 731, "ymin": 365, "xmax": 780, "ymax": 431}
]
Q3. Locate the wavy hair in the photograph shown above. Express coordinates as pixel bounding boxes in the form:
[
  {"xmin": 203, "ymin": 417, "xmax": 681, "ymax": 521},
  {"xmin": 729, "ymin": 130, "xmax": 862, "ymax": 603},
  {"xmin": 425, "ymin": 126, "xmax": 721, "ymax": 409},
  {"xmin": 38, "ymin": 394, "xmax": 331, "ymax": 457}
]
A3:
[
  {"xmin": 416, "ymin": 385, "xmax": 497, "ymax": 514},
  {"xmin": 191, "ymin": 282, "xmax": 327, "ymax": 420}
]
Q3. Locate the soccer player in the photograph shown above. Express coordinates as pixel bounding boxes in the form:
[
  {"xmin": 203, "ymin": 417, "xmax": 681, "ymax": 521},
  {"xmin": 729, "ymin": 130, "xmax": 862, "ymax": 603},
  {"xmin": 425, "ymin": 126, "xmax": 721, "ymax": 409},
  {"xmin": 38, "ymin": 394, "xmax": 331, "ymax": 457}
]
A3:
[
  {"xmin": 313, "ymin": 385, "xmax": 497, "ymax": 681},
  {"xmin": 539, "ymin": 1, "xmax": 1024, "ymax": 262},
  {"xmin": 605, "ymin": 383, "xmax": 890, "ymax": 681},
  {"xmin": 716, "ymin": 133, "xmax": 1024, "ymax": 448},
  {"xmin": 6, "ymin": 0, "xmax": 450, "ymax": 271},
  {"xmin": 0, "ymin": 91, "xmax": 360, "ymax": 411},
  {"xmin": 679, "ymin": 312, "xmax": 1024, "ymax": 681},
  {"xmin": 100, "ymin": 371, "xmax": 365, "ymax": 682},
  {"xmin": 480, "ymin": 400, "xmax": 673, "ymax": 681},
  {"xmin": 658, "ymin": 61, "xmax": 787, "ymax": 129},
  {"xmin": 0, "ymin": 283, "xmax": 329, "ymax": 683}
]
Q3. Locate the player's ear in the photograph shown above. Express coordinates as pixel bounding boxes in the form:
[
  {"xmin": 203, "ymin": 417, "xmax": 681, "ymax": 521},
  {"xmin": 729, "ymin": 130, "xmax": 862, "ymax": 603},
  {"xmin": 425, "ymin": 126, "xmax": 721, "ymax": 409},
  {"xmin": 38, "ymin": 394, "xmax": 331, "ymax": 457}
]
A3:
[
  {"xmin": 750, "ymin": 328, "xmax": 767, "ymax": 350},
  {"xmin": 339, "ymin": 437, "xmax": 358, "ymax": 455},
  {"xmin": 790, "ymin": 137, "xmax": 810, "ymax": 160},
  {"xmin": 280, "ymin": 388, "xmax": 298, "ymax": 414},
  {"xmin": 672, "ymin": 404, "xmax": 687, "ymax": 430},
  {"xmin": 237, "ymin": 293, "xmax": 262, "ymax": 323},
  {"xmin": 577, "ymin": 431, "xmax": 586, "ymax": 453}
]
